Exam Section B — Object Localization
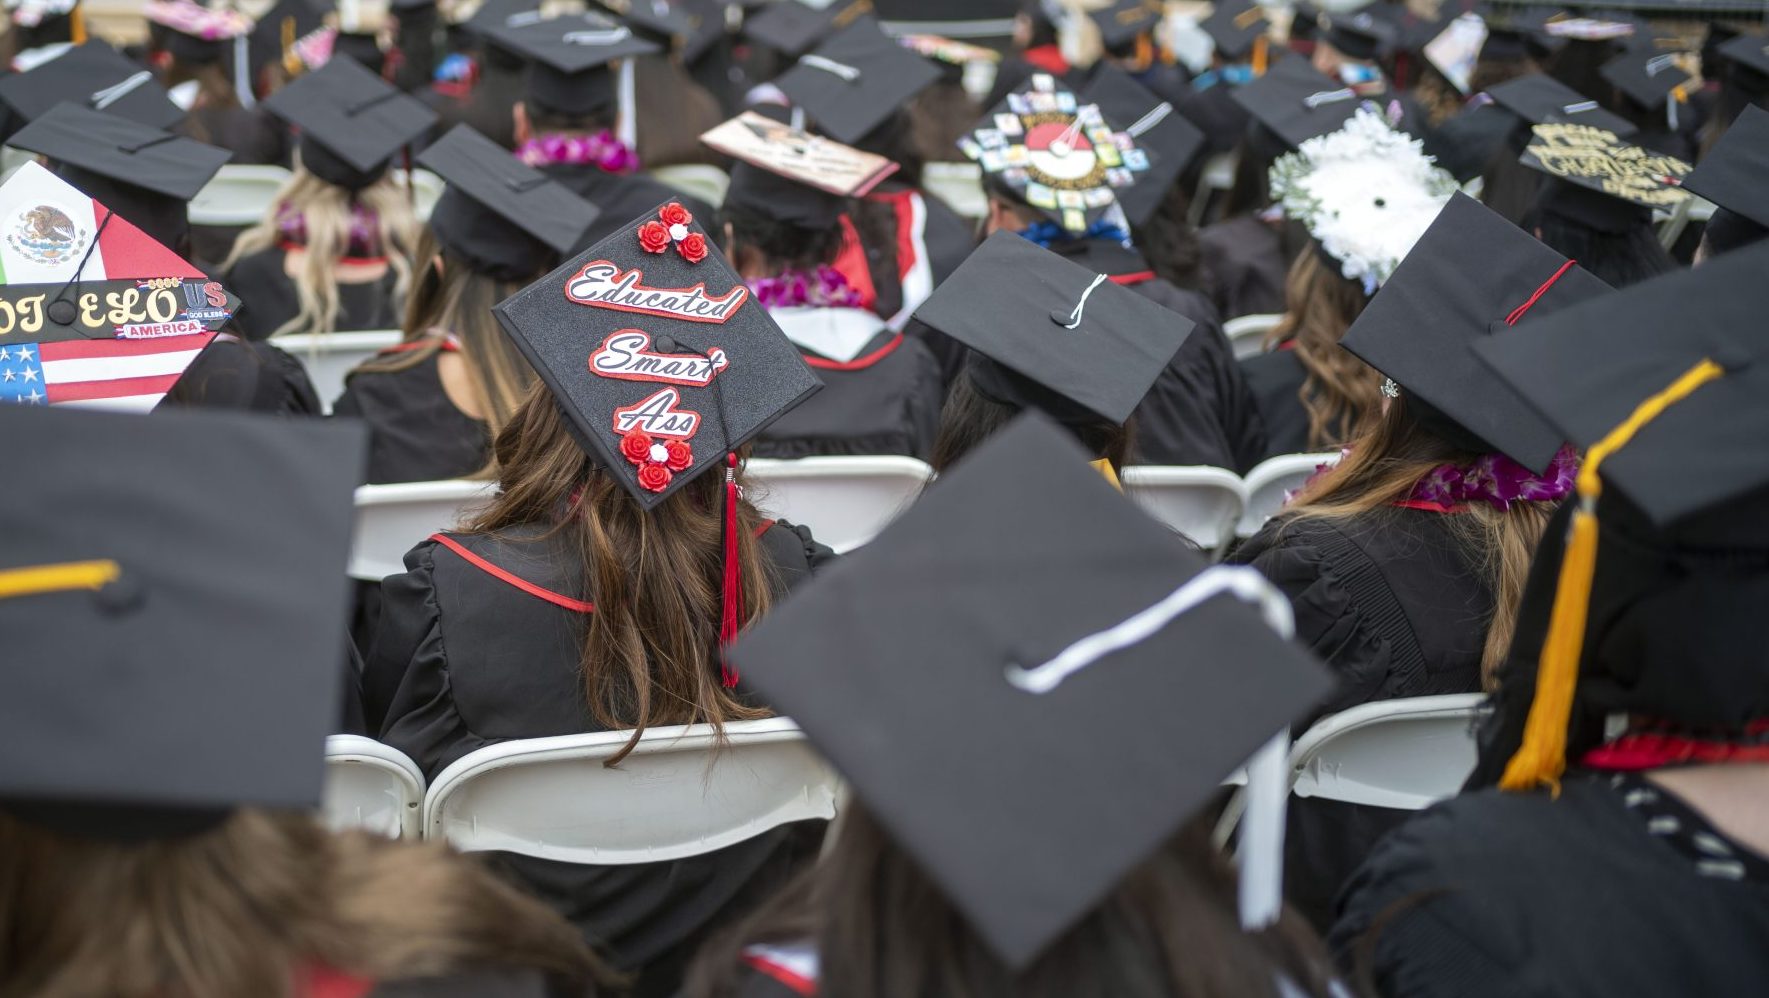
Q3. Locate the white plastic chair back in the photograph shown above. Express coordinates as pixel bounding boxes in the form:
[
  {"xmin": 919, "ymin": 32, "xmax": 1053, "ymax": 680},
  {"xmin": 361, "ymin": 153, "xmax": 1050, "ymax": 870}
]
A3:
[
  {"xmin": 1188, "ymin": 150, "xmax": 1239, "ymax": 225},
  {"xmin": 1238, "ymin": 451, "xmax": 1340, "ymax": 538},
  {"xmin": 392, "ymin": 167, "xmax": 447, "ymax": 221},
  {"xmin": 189, "ymin": 164, "xmax": 292, "ymax": 226},
  {"xmin": 323, "ymin": 735, "xmax": 425, "ymax": 839},
  {"xmin": 1224, "ymin": 313, "xmax": 1283, "ymax": 360},
  {"xmin": 272, "ymin": 329, "xmax": 403, "ymax": 414},
  {"xmin": 1121, "ymin": 465, "xmax": 1246, "ymax": 554},
  {"xmin": 923, "ymin": 161, "xmax": 988, "ymax": 220},
  {"xmin": 1290, "ymin": 694, "xmax": 1487, "ymax": 810},
  {"xmin": 350, "ymin": 479, "xmax": 497, "ymax": 581},
  {"xmin": 651, "ymin": 163, "xmax": 731, "ymax": 209},
  {"xmin": 745, "ymin": 456, "xmax": 932, "ymax": 554},
  {"xmin": 423, "ymin": 719, "xmax": 840, "ymax": 863}
]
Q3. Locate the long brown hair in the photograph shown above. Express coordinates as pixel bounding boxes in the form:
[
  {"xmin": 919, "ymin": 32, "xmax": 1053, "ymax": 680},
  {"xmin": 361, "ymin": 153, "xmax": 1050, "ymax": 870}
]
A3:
[
  {"xmin": 632, "ymin": 53, "xmax": 724, "ymax": 169},
  {"xmin": 1265, "ymin": 247, "xmax": 1381, "ymax": 451},
  {"xmin": 0, "ymin": 809, "xmax": 606, "ymax": 998},
  {"xmin": 1282, "ymin": 397, "xmax": 1556, "ymax": 684},
  {"xmin": 164, "ymin": 60, "xmax": 240, "ymax": 146},
  {"xmin": 461, "ymin": 385, "xmax": 777, "ymax": 764}
]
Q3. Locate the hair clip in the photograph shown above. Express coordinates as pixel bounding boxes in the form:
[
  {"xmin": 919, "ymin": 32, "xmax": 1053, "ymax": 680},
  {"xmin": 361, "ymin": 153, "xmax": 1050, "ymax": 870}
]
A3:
[{"xmin": 1381, "ymin": 377, "xmax": 1401, "ymax": 399}]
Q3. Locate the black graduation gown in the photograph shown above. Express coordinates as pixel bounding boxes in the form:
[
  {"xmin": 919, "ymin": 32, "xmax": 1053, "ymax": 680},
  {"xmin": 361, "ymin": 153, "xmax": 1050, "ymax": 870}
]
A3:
[
  {"xmin": 1329, "ymin": 774, "xmax": 1769, "ymax": 997},
  {"xmin": 537, "ymin": 163, "xmax": 715, "ymax": 253},
  {"xmin": 364, "ymin": 522, "xmax": 836, "ymax": 998},
  {"xmin": 1174, "ymin": 79, "xmax": 1252, "ymax": 158},
  {"xmin": 225, "ymin": 248, "xmax": 403, "ymax": 341},
  {"xmin": 162, "ymin": 335, "xmax": 322, "ymax": 414},
  {"xmin": 1421, "ymin": 103, "xmax": 1514, "ymax": 185},
  {"xmin": 1241, "ymin": 346, "xmax": 1322, "ymax": 459},
  {"xmin": 752, "ymin": 310, "xmax": 945, "ymax": 461},
  {"xmin": 1230, "ymin": 507, "xmax": 1494, "ymax": 929},
  {"xmin": 331, "ymin": 350, "xmax": 490, "ymax": 485},
  {"xmin": 181, "ymin": 105, "xmax": 290, "ymax": 166},
  {"xmin": 1199, "ymin": 214, "xmax": 1289, "ymax": 321}
]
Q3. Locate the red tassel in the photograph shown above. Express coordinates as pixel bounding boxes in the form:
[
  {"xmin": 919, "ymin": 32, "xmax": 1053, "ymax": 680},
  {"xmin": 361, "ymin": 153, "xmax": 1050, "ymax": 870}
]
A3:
[{"xmin": 719, "ymin": 452, "xmax": 742, "ymax": 688}]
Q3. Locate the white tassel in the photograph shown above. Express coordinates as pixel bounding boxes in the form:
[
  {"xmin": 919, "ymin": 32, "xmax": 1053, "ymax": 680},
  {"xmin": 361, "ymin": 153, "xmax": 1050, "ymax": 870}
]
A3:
[
  {"xmin": 233, "ymin": 33, "xmax": 254, "ymax": 108},
  {"xmin": 616, "ymin": 57, "xmax": 636, "ymax": 151}
]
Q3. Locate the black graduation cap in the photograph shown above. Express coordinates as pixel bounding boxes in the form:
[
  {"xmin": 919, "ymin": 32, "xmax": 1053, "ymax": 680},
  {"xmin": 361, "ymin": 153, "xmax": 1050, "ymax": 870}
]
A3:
[
  {"xmin": 1599, "ymin": 46, "xmax": 1691, "ymax": 111},
  {"xmin": 1320, "ymin": 8, "xmax": 1394, "ymax": 62},
  {"xmin": 1682, "ymin": 105, "xmax": 1769, "ymax": 242},
  {"xmin": 725, "ymin": 410, "xmax": 1334, "ymax": 969},
  {"xmin": 1081, "ymin": 62, "xmax": 1204, "ymax": 227},
  {"xmin": 703, "ymin": 110, "xmax": 898, "ymax": 228},
  {"xmin": 593, "ymin": 0, "xmax": 696, "ymax": 53},
  {"xmin": 492, "ymin": 199, "xmax": 821, "ymax": 509},
  {"xmin": 1199, "ymin": 0, "xmax": 1269, "ymax": 62},
  {"xmin": 742, "ymin": 0, "xmax": 873, "ymax": 58},
  {"xmin": 0, "ymin": 403, "xmax": 364, "ymax": 836},
  {"xmin": 0, "ymin": 42, "xmax": 184, "ymax": 131},
  {"xmin": 248, "ymin": 0, "xmax": 331, "ymax": 78},
  {"xmin": 1339, "ymin": 192, "xmax": 1607, "ymax": 471},
  {"xmin": 484, "ymin": 8, "xmax": 660, "ymax": 116},
  {"xmin": 1717, "ymin": 32, "xmax": 1769, "ymax": 95},
  {"xmin": 1518, "ymin": 121, "xmax": 1690, "ymax": 232},
  {"xmin": 263, "ymin": 56, "xmax": 438, "ymax": 190},
  {"xmin": 1483, "ymin": 73, "xmax": 1637, "ymax": 136},
  {"xmin": 912, "ymin": 230, "xmax": 1194, "ymax": 427},
  {"xmin": 771, "ymin": 16, "xmax": 941, "ymax": 145},
  {"xmin": 416, "ymin": 124, "xmax": 599, "ymax": 280},
  {"xmin": 1478, "ymin": 21, "xmax": 1532, "ymax": 63},
  {"xmin": 146, "ymin": 0, "xmax": 253, "ymax": 64},
  {"xmin": 8, "ymin": 103, "xmax": 230, "ymax": 251},
  {"xmin": 1229, "ymin": 56, "xmax": 1361, "ymax": 149},
  {"xmin": 1088, "ymin": 0, "xmax": 1163, "ymax": 53}
]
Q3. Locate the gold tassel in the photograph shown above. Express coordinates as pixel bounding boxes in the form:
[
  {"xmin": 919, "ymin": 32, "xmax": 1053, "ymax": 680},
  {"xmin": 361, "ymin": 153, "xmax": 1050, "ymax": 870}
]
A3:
[
  {"xmin": 1499, "ymin": 359, "xmax": 1725, "ymax": 794},
  {"xmin": 0, "ymin": 560, "xmax": 120, "ymax": 601},
  {"xmin": 282, "ymin": 16, "xmax": 301, "ymax": 77},
  {"xmin": 1251, "ymin": 35, "xmax": 1268, "ymax": 77},
  {"xmin": 1090, "ymin": 459, "xmax": 1123, "ymax": 492},
  {"xmin": 69, "ymin": 3, "xmax": 85, "ymax": 45}
]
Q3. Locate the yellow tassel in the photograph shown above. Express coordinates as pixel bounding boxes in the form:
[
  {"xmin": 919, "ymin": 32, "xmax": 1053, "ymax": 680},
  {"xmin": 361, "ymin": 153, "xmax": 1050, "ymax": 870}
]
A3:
[
  {"xmin": 1090, "ymin": 459, "xmax": 1123, "ymax": 492},
  {"xmin": 69, "ymin": 4, "xmax": 85, "ymax": 45},
  {"xmin": 1251, "ymin": 35, "xmax": 1268, "ymax": 77},
  {"xmin": 0, "ymin": 560, "xmax": 120, "ymax": 601},
  {"xmin": 1499, "ymin": 358, "xmax": 1726, "ymax": 794},
  {"xmin": 282, "ymin": 16, "xmax": 301, "ymax": 77}
]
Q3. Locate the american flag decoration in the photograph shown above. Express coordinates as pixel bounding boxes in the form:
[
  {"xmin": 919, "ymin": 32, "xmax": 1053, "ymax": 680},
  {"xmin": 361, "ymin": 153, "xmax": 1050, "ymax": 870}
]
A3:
[{"xmin": 0, "ymin": 162, "xmax": 239, "ymax": 412}]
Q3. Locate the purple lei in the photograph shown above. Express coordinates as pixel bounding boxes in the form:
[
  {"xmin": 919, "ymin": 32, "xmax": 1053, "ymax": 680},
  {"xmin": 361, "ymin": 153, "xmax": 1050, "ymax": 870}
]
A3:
[
  {"xmin": 276, "ymin": 201, "xmax": 383, "ymax": 259},
  {"xmin": 745, "ymin": 265, "xmax": 866, "ymax": 310},
  {"xmin": 1408, "ymin": 444, "xmax": 1579, "ymax": 511},
  {"xmin": 516, "ymin": 131, "xmax": 639, "ymax": 174}
]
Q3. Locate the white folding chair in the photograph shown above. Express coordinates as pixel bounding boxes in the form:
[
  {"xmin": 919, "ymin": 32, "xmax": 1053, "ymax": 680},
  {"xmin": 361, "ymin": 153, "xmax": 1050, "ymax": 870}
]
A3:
[
  {"xmin": 1289, "ymin": 694, "xmax": 1488, "ymax": 810},
  {"xmin": 272, "ymin": 329, "xmax": 403, "ymax": 414},
  {"xmin": 923, "ymin": 161, "xmax": 989, "ymax": 220},
  {"xmin": 422, "ymin": 719, "xmax": 840, "ymax": 862},
  {"xmin": 651, "ymin": 163, "xmax": 731, "ymax": 209},
  {"xmin": 1188, "ymin": 150, "xmax": 1239, "ymax": 226},
  {"xmin": 350, "ymin": 479, "xmax": 497, "ymax": 581},
  {"xmin": 1237, "ymin": 451, "xmax": 1341, "ymax": 539},
  {"xmin": 745, "ymin": 456, "xmax": 933, "ymax": 554},
  {"xmin": 1657, "ymin": 194, "xmax": 1715, "ymax": 250},
  {"xmin": 391, "ymin": 167, "xmax": 447, "ymax": 222},
  {"xmin": 1121, "ymin": 465, "xmax": 1246, "ymax": 554},
  {"xmin": 189, "ymin": 164, "xmax": 292, "ymax": 227},
  {"xmin": 1224, "ymin": 313, "xmax": 1283, "ymax": 360},
  {"xmin": 323, "ymin": 735, "xmax": 425, "ymax": 839}
]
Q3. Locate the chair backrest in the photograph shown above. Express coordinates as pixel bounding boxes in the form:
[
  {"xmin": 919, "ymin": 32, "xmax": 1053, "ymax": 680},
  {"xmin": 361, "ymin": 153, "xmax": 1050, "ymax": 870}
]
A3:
[
  {"xmin": 1237, "ymin": 451, "xmax": 1340, "ymax": 538},
  {"xmin": 923, "ymin": 161, "xmax": 988, "ymax": 220},
  {"xmin": 1289, "ymin": 694, "xmax": 1487, "ymax": 810},
  {"xmin": 651, "ymin": 163, "xmax": 731, "ymax": 209},
  {"xmin": 1188, "ymin": 150, "xmax": 1239, "ymax": 225},
  {"xmin": 1121, "ymin": 465, "xmax": 1246, "ymax": 554},
  {"xmin": 323, "ymin": 735, "xmax": 425, "ymax": 839},
  {"xmin": 745, "ymin": 456, "xmax": 933, "ymax": 554},
  {"xmin": 272, "ymin": 329, "xmax": 403, "ymax": 414},
  {"xmin": 189, "ymin": 164, "xmax": 293, "ymax": 227},
  {"xmin": 423, "ymin": 719, "xmax": 840, "ymax": 863},
  {"xmin": 1223, "ymin": 313, "xmax": 1283, "ymax": 361},
  {"xmin": 350, "ymin": 479, "xmax": 497, "ymax": 581},
  {"xmin": 391, "ymin": 167, "xmax": 447, "ymax": 222}
]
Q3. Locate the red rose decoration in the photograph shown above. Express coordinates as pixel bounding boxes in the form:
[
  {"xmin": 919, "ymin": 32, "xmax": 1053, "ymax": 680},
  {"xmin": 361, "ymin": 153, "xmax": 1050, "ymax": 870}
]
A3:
[
  {"xmin": 659, "ymin": 202, "xmax": 693, "ymax": 228},
  {"xmin": 637, "ymin": 220, "xmax": 670, "ymax": 254},
  {"xmin": 637, "ymin": 463, "xmax": 673, "ymax": 492},
  {"xmin": 663, "ymin": 439, "xmax": 693, "ymax": 471},
  {"xmin": 678, "ymin": 233, "xmax": 708, "ymax": 264},
  {"xmin": 620, "ymin": 429, "xmax": 654, "ymax": 463}
]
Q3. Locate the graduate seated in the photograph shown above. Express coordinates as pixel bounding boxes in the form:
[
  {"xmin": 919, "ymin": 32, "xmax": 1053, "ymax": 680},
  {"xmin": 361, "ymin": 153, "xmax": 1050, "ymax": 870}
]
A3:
[
  {"xmin": 1517, "ymin": 121, "xmax": 1684, "ymax": 288},
  {"xmin": 1334, "ymin": 240, "xmax": 1769, "ymax": 998},
  {"xmin": 1678, "ymin": 105, "xmax": 1769, "ymax": 264},
  {"xmin": 364, "ymin": 209, "xmax": 834, "ymax": 998},
  {"xmin": 0, "ymin": 402, "xmax": 605, "ymax": 998},
  {"xmin": 147, "ymin": 0, "xmax": 289, "ymax": 165},
  {"xmin": 1174, "ymin": 0, "xmax": 1266, "ymax": 160}
]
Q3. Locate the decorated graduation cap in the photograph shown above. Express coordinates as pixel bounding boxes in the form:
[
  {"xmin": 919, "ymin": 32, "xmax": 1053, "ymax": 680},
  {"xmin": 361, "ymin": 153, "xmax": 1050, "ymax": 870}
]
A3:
[
  {"xmin": 1340, "ymin": 192, "xmax": 1607, "ymax": 470},
  {"xmin": 146, "ymin": 0, "xmax": 252, "ymax": 63},
  {"xmin": 701, "ymin": 110, "xmax": 897, "ymax": 229},
  {"xmin": 0, "ymin": 403, "xmax": 363, "ymax": 837},
  {"xmin": 771, "ymin": 16, "xmax": 941, "ymax": 145},
  {"xmin": 899, "ymin": 31, "xmax": 1000, "ymax": 69},
  {"xmin": 417, "ymin": 124, "xmax": 598, "ymax": 280},
  {"xmin": 0, "ymin": 42, "xmax": 184, "ymax": 131},
  {"xmin": 959, "ymin": 71, "xmax": 1154, "ymax": 237},
  {"xmin": 1599, "ymin": 45, "xmax": 1692, "ymax": 120},
  {"xmin": 1470, "ymin": 240, "xmax": 1769, "ymax": 794},
  {"xmin": 1230, "ymin": 56, "xmax": 1361, "ymax": 149},
  {"xmin": 263, "ymin": 56, "xmax": 437, "ymax": 191},
  {"xmin": 485, "ymin": 6, "xmax": 658, "ymax": 136},
  {"xmin": 913, "ymin": 230, "xmax": 1194, "ymax": 429},
  {"xmin": 1681, "ymin": 105, "xmax": 1769, "ymax": 256},
  {"xmin": 1483, "ymin": 73, "xmax": 1637, "ymax": 136},
  {"xmin": 742, "ymin": 0, "xmax": 873, "ymax": 57},
  {"xmin": 1319, "ymin": 8, "xmax": 1394, "ymax": 61},
  {"xmin": 1080, "ymin": 63, "xmax": 1204, "ymax": 227},
  {"xmin": 1200, "ymin": 0, "xmax": 1271, "ymax": 63},
  {"xmin": 248, "ymin": 0, "xmax": 331, "ymax": 77},
  {"xmin": 9, "ymin": 103, "xmax": 230, "ymax": 253},
  {"xmin": 1519, "ymin": 121, "xmax": 1689, "ymax": 234},
  {"xmin": 1424, "ymin": 12, "xmax": 1488, "ymax": 95},
  {"xmin": 1088, "ymin": 0, "xmax": 1163, "ymax": 54},
  {"xmin": 727, "ymin": 411, "xmax": 1334, "ymax": 968}
]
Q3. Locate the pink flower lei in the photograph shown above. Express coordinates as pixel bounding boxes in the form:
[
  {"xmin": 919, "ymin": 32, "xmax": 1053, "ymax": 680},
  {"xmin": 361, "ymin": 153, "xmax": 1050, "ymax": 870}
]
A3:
[
  {"xmin": 1407, "ymin": 444, "xmax": 1579, "ymax": 511},
  {"xmin": 745, "ymin": 265, "xmax": 866, "ymax": 310},
  {"xmin": 516, "ymin": 130, "xmax": 639, "ymax": 174},
  {"xmin": 276, "ymin": 200, "xmax": 383, "ymax": 259}
]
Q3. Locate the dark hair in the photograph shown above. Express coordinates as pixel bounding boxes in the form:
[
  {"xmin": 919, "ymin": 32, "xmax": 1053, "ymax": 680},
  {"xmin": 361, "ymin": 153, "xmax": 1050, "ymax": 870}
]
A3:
[
  {"xmin": 1527, "ymin": 208, "xmax": 1676, "ymax": 289},
  {"xmin": 681, "ymin": 803, "xmax": 1344, "ymax": 998},
  {"xmin": 932, "ymin": 367, "xmax": 1131, "ymax": 472},
  {"xmin": 632, "ymin": 53, "xmax": 724, "ymax": 168},
  {"xmin": 722, "ymin": 201, "xmax": 845, "ymax": 274},
  {"xmin": 1477, "ymin": 140, "xmax": 1542, "ymax": 227},
  {"xmin": 1131, "ymin": 182, "xmax": 1205, "ymax": 290},
  {"xmin": 910, "ymin": 79, "xmax": 982, "ymax": 168},
  {"xmin": 854, "ymin": 108, "xmax": 926, "ymax": 187},
  {"xmin": 523, "ymin": 101, "xmax": 614, "ymax": 135}
]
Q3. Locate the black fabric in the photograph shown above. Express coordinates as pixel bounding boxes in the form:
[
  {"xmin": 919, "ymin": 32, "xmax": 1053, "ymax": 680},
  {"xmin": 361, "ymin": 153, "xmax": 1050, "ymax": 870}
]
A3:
[
  {"xmin": 417, "ymin": 125, "xmax": 600, "ymax": 277},
  {"xmin": 429, "ymin": 185, "xmax": 559, "ymax": 281},
  {"xmin": 224, "ymin": 247, "xmax": 403, "ymax": 340},
  {"xmin": 1703, "ymin": 206, "xmax": 1769, "ymax": 257},
  {"xmin": 754, "ymin": 324, "xmax": 944, "ymax": 461},
  {"xmin": 161, "ymin": 336, "xmax": 324, "ymax": 415},
  {"xmin": 771, "ymin": 16, "xmax": 942, "ymax": 145},
  {"xmin": 57, "ymin": 163, "xmax": 191, "ymax": 252},
  {"xmin": 538, "ymin": 163, "xmax": 715, "ymax": 253},
  {"xmin": 263, "ymin": 55, "xmax": 438, "ymax": 176},
  {"xmin": 180, "ymin": 105, "xmax": 291, "ymax": 166},
  {"xmin": 724, "ymin": 160, "xmax": 846, "ymax": 230},
  {"xmin": 1199, "ymin": 213, "xmax": 1288, "ymax": 320},
  {"xmin": 1172, "ymin": 77, "xmax": 1252, "ymax": 159},
  {"xmin": 847, "ymin": 184, "xmax": 976, "ymax": 325},
  {"xmin": 1682, "ymin": 105, "xmax": 1769, "ymax": 234},
  {"xmin": 299, "ymin": 135, "xmax": 390, "ymax": 191},
  {"xmin": 1329, "ymin": 776, "xmax": 1769, "ymax": 997},
  {"xmin": 1423, "ymin": 102, "xmax": 1519, "ymax": 184},
  {"xmin": 1240, "ymin": 347, "xmax": 1317, "ymax": 459},
  {"xmin": 0, "ymin": 41, "xmax": 185, "ymax": 130},
  {"xmin": 331, "ymin": 350, "xmax": 490, "ymax": 484}
]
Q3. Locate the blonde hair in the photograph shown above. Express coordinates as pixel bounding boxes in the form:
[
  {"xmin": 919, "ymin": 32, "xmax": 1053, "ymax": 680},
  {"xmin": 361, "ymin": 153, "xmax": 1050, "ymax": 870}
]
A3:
[
  {"xmin": 0, "ymin": 809, "xmax": 607, "ymax": 998},
  {"xmin": 1266, "ymin": 248, "xmax": 1382, "ymax": 451},
  {"xmin": 224, "ymin": 160, "xmax": 420, "ymax": 338}
]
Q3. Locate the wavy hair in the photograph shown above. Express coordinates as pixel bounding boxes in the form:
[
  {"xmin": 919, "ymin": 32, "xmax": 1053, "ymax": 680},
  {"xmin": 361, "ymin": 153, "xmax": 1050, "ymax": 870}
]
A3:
[{"xmin": 1265, "ymin": 247, "xmax": 1381, "ymax": 451}]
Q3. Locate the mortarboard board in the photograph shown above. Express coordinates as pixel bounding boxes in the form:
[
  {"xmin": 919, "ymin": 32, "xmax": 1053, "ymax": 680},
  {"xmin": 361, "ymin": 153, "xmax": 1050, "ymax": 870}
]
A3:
[
  {"xmin": 493, "ymin": 199, "xmax": 820, "ymax": 508},
  {"xmin": 0, "ymin": 403, "xmax": 364, "ymax": 836},
  {"xmin": 1483, "ymin": 73, "xmax": 1637, "ymax": 136},
  {"xmin": 1424, "ymin": 12, "xmax": 1488, "ymax": 95},
  {"xmin": 726, "ymin": 410, "xmax": 1334, "ymax": 968},
  {"xmin": 9, "ymin": 104, "xmax": 230, "ymax": 252},
  {"xmin": 485, "ymin": 8, "xmax": 659, "ymax": 117},
  {"xmin": 912, "ymin": 230, "xmax": 1194, "ymax": 427},
  {"xmin": 248, "ymin": 0, "xmax": 332, "ymax": 76},
  {"xmin": 872, "ymin": 0, "xmax": 1016, "ymax": 32},
  {"xmin": 701, "ymin": 110, "xmax": 897, "ymax": 227},
  {"xmin": 1230, "ymin": 56, "xmax": 1361, "ymax": 149},
  {"xmin": 898, "ymin": 31, "xmax": 1000, "ymax": 69},
  {"xmin": 417, "ymin": 124, "xmax": 599, "ymax": 280},
  {"xmin": 263, "ymin": 56, "xmax": 438, "ymax": 190},
  {"xmin": 1518, "ymin": 121, "xmax": 1689, "ymax": 232},
  {"xmin": 1080, "ymin": 62, "xmax": 1204, "ymax": 227},
  {"xmin": 1319, "ymin": 8, "xmax": 1394, "ymax": 62},
  {"xmin": 1199, "ymin": 0, "xmax": 1270, "ymax": 63},
  {"xmin": 1598, "ymin": 45, "xmax": 1692, "ymax": 112},
  {"xmin": 742, "ymin": 0, "xmax": 873, "ymax": 58},
  {"xmin": 1340, "ymin": 192, "xmax": 1608, "ymax": 470},
  {"xmin": 1681, "ymin": 105, "xmax": 1769, "ymax": 254},
  {"xmin": 1088, "ymin": 0, "xmax": 1164, "ymax": 54},
  {"xmin": 592, "ymin": 0, "xmax": 695, "ymax": 53},
  {"xmin": 0, "ymin": 42, "xmax": 185, "ymax": 131},
  {"xmin": 145, "ymin": 0, "xmax": 253, "ymax": 64},
  {"xmin": 1717, "ymin": 32, "xmax": 1769, "ymax": 95},
  {"xmin": 1541, "ymin": 15, "xmax": 1633, "ymax": 43},
  {"xmin": 771, "ymin": 16, "xmax": 941, "ymax": 145}
]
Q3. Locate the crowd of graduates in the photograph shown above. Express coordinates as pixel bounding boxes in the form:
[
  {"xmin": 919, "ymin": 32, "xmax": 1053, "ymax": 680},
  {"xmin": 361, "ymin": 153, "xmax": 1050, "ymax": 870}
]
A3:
[{"xmin": 4, "ymin": 0, "xmax": 1769, "ymax": 995}]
